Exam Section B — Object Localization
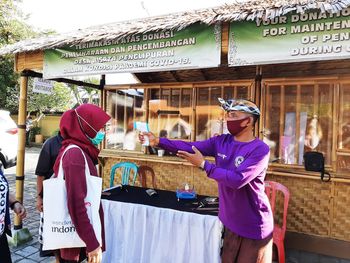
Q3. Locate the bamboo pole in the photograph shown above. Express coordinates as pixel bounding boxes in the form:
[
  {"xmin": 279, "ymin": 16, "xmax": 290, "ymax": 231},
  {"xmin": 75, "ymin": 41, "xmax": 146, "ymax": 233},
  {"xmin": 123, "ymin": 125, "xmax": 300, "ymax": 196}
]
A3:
[
  {"xmin": 279, "ymin": 86, "xmax": 285, "ymax": 162},
  {"xmin": 14, "ymin": 74, "xmax": 28, "ymax": 229},
  {"xmin": 220, "ymin": 85, "xmax": 224, "ymax": 134},
  {"xmin": 295, "ymin": 84, "xmax": 301, "ymax": 164},
  {"xmin": 233, "ymin": 85, "xmax": 237, "ymax": 99},
  {"xmin": 145, "ymin": 88, "xmax": 149, "ymax": 122},
  {"xmin": 143, "ymin": 88, "xmax": 150, "ymax": 154},
  {"xmin": 191, "ymin": 85, "xmax": 196, "ymax": 141},
  {"xmin": 100, "ymin": 75, "xmax": 106, "ymax": 150},
  {"xmin": 332, "ymin": 83, "xmax": 339, "ymax": 170},
  {"xmin": 260, "ymin": 83, "xmax": 267, "ymax": 141},
  {"xmin": 207, "ymin": 87, "xmax": 212, "ymax": 139},
  {"xmin": 99, "ymin": 75, "xmax": 106, "ymax": 175},
  {"xmin": 255, "ymin": 66, "xmax": 262, "ymax": 138}
]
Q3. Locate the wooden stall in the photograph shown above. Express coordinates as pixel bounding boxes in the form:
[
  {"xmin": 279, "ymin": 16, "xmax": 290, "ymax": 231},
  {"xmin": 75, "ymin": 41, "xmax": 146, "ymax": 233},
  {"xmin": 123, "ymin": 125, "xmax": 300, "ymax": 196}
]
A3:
[{"xmin": 1, "ymin": 0, "xmax": 350, "ymax": 260}]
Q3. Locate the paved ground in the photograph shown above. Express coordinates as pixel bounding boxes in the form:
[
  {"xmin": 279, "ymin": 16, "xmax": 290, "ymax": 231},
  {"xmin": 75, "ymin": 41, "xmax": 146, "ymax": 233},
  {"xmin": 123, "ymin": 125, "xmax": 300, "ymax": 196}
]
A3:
[{"xmin": 6, "ymin": 146, "xmax": 56, "ymax": 263}]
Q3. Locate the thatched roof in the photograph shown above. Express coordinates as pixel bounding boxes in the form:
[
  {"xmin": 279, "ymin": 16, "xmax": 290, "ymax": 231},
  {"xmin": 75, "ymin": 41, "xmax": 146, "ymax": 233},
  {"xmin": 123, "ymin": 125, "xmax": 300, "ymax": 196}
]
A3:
[{"xmin": 1, "ymin": 0, "xmax": 349, "ymax": 55}]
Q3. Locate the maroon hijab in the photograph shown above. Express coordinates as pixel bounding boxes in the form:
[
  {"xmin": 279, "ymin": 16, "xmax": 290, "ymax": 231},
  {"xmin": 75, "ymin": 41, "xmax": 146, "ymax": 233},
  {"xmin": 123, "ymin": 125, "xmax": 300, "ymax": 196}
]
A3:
[{"xmin": 53, "ymin": 104, "xmax": 110, "ymax": 174}]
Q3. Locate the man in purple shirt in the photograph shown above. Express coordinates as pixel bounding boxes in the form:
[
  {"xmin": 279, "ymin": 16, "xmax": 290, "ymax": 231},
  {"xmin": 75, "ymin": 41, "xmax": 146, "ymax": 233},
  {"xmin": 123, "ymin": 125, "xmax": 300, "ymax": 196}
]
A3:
[{"xmin": 140, "ymin": 98, "xmax": 273, "ymax": 263}]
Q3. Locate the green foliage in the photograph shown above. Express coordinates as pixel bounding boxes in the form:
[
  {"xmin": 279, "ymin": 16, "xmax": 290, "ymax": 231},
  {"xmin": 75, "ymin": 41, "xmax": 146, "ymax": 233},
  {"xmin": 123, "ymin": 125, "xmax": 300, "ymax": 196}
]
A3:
[
  {"xmin": 0, "ymin": 0, "xmax": 36, "ymax": 45},
  {"xmin": 0, "ymin": 54, "xmax": 19, "ymax": 111},
  {"xmin": 68, "ymin": 77, "xmax": 100, "ymax": 105},
  {"xmin": 0, "ymin": 0, "xmax": 37, "ymax": 112},
  {"xmin": 0, "ymin": 1, "xmax": 97, "ymax": 113},
  {"xmin": 51, "ymin": 129, "xmax": 60, "ymax": 136},
  {"xmin": 30, "ymin": 126, "xmax": 41, "ymax": 135},
  {"xmin": 29, "ymin": 126, "xmax": 41, "ymax": 142}
]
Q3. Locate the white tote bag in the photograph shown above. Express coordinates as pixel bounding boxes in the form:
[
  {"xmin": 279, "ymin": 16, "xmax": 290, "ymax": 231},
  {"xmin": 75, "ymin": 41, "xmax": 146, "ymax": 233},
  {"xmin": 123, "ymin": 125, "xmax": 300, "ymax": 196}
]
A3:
[{"xmin": 43, "ymin": 145, "xmax": 102, "ymax": 250}]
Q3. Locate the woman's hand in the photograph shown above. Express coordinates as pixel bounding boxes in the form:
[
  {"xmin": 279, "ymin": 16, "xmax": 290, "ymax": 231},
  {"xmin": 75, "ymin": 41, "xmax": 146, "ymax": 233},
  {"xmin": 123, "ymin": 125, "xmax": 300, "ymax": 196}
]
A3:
[
  {"xmin": 36, "ymin": 195, "xmax": 43, "ymax": 212},
  {"xmin": 88, "ymin": 246, "xmax": 102, "ymax": 263},
  {"xmin": 177, "ymin": 146, "xmax": 205, "ymax": 167},
  {"xmin": 138, "ymin": 132, "xmax": 159, "ymax": 147},
  {"xmin": 13, "ymin": 202, "xmax": 27, "ymax": 219}
]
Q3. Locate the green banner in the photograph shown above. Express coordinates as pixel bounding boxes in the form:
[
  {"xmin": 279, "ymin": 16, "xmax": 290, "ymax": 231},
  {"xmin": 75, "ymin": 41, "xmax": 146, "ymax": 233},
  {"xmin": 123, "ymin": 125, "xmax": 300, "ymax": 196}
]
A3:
[
  {"xmin": 43, "ymin": 23, "xmax": 221, "ymax": 78},
  {"xmin": 228, "ymin": 8, "xmax": 350, "ymax": 66}
]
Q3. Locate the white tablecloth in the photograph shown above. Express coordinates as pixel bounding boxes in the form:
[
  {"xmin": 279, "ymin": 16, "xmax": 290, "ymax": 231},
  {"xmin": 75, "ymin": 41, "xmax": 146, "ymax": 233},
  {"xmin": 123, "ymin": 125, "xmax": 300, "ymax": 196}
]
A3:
[{"xmin": 102, "ymin": 199, "xmax": 223, "ymax": 263}]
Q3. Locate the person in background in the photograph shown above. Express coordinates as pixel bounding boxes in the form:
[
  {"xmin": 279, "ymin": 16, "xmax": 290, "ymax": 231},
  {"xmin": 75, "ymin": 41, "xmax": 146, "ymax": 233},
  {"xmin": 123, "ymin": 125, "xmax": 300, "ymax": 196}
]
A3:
[
  {"xmin": 53, "ymin": 104, "xmax": 110, "ymax": 263},
  {"xmin": 35, "ymin": 131, "xmax": 63, "ymax": 260},
  {"xmin": 158, "ymin": 129, "xmax": 176, "ymax": 156},
  {"xmin": 148, "ymin": 129, "xmax": 173, "ymax": 156},
  {"xmin": 25, "ymin": 116, "xmax": 33, "ymax": 146},
  {"xmin": 122, "ymin": 116, "xmax": 139, "ymax": 151},
  {"xmin": 25, "ymin": 114, "xmax": 42, "ymax": 146},
  {"xmin": 0, "ymin": 164, "xmax": 27, "ymax": 263},
  {"xmin": 304, "ymin": 115, "xmax": 323, "ymax": 150},
  {"xmin": 159, "ymin": 129, "xmax": 168, "ymax": 138},
  {"xmin": 140, "ymin": 98, "xmax": 273, "ymax": 263}
]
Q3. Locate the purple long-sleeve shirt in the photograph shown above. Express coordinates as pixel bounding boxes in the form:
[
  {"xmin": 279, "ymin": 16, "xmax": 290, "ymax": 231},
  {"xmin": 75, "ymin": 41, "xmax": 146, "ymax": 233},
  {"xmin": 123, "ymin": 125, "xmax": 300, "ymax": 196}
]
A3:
[{"xmin": 159, "ymin": 134, "xmax": 273, "ymax": 240}]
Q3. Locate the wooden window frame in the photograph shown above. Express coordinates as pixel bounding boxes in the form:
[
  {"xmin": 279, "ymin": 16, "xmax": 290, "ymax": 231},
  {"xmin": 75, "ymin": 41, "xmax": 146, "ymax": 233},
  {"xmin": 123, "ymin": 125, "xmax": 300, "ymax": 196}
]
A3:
[
  {"xmin": 102, "ymin": 77, "xmax": 350, "ymax": 179},
  {"xmin": 103, "ymin": 80, "xmax": 254, "ymax": 152},
  {"xmin": 261, "ymin": 77, "xmax": 341, "ymax": 174},
  {"xmin": 335, "ymin": 79, "xmax": 350, "ymax": 178}
]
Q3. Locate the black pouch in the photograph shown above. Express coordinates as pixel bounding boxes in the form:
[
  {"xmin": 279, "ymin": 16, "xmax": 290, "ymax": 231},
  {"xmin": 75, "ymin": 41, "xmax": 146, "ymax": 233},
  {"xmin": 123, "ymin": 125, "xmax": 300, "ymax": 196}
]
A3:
[{"xmin": 303, "ymin": 151, "xmax": 331, "ymax": 182}]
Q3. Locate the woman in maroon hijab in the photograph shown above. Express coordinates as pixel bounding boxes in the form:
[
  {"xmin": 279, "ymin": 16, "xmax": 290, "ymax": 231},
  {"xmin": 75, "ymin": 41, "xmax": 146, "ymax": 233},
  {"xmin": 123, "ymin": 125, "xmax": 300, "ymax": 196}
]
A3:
[{"xmin": 53, "ymin": 104, "xmax": 110, "ymax": 263}]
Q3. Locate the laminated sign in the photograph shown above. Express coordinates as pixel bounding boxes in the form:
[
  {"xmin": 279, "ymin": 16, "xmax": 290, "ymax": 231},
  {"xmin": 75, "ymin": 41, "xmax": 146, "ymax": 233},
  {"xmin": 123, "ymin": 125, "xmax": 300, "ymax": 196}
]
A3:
[{"xmin": 33, "ymin": 78, "xmax": 53, "ymax": 95}]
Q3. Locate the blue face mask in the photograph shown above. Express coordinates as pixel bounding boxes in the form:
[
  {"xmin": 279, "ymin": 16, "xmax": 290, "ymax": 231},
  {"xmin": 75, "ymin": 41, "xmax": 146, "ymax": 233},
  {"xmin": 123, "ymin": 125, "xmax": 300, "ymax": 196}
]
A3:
[{"xmin": 90, "ymin": 131, "xmax": 105, "ymax": 145}]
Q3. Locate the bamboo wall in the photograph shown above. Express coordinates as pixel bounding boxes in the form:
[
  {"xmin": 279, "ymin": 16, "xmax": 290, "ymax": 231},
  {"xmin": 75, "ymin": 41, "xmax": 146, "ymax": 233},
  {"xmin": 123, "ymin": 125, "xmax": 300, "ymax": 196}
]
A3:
[
  {"xmin": 266, "ymin": 173, "xmax": 350, "ymax": 243},
  {"xmin": 101, "ymin": 155, "xmax": 350, "ymax": 243},
  {"xmin": 101, "ymin": 156, "xmax": 218, "ymax": 196}
]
